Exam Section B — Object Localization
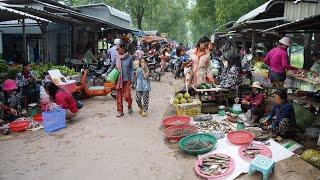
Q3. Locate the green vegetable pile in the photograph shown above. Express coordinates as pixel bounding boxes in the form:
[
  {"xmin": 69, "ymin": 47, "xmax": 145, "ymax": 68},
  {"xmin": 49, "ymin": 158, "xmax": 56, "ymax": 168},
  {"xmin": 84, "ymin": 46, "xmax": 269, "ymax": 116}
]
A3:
[
  {"xmin": 30, "ymin": 63, "xmax": 78, "ymax": 79},
  {"xmin": 0, "ymin": 60, "xmax": 9, "ymax": 73},
  {"xmin": 197, "ymin": 83, "xmax": 215, "ymax": 89},
  {"xmin": 301, "ymin": 149, "xmax": 320, "ymax": 169}
]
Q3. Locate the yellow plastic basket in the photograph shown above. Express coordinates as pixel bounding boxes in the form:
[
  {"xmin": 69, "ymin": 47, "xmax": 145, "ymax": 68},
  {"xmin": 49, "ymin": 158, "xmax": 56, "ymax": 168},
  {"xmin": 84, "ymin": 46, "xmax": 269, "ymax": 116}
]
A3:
[{"xmin": 173, "ymin": 99, "xmax": 202, "ymax": 117}]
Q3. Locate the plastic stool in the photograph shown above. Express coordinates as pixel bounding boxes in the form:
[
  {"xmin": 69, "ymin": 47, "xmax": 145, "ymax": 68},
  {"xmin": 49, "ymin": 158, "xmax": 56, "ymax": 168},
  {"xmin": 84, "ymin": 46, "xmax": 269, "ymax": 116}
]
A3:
[{"xmin": 248, "ymin": 155, "xmax": 275, "ymax": 180}]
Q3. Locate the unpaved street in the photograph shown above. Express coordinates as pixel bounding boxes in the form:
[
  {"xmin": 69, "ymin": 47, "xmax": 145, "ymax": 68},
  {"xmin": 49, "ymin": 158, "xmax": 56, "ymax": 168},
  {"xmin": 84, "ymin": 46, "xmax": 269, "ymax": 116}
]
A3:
[{"xmin": 0, "ymin": 74, "xmax": 198, "ymax": 180}]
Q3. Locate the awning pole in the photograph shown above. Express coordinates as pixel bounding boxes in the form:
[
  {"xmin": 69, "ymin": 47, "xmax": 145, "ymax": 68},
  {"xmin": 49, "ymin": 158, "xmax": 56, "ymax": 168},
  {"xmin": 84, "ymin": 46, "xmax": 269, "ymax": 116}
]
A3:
[
  {"xmin": 250, "ymin": 29, "xmax": 256, "ymax": 67},
  {"xmin": 22, "ymin": 18, "xmax": 27, "ymax": 62}
]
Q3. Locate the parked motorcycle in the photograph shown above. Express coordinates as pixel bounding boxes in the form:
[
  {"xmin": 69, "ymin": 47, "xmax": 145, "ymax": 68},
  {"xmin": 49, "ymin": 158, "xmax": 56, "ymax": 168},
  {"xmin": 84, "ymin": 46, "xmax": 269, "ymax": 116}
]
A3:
[
  {"xmin": 172, "ymin": 56, "xmax": 183, "ymax": 79},
  {"xmin": 146, "ymin": 56, "xmax": 161, "ymax": 81},
  {"xmin": 75, "ymin": 66, "xmax": 116, "ymax": 100}
]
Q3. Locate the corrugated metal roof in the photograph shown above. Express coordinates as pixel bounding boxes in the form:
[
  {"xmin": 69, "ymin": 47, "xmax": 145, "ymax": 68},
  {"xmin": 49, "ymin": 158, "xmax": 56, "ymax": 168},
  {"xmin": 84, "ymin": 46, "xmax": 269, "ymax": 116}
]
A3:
[
  {"xmin": 236, "ymin": 0, "xmax": 285, "ymax": 24},
  {"xmin": 0, "ymin": 4, "xmax": 50, "ymax": 22},
  {"xmin": 108, "ymin": 6, "xmax": 131, "ymax": 22},
  {"xmin": 263, "ymin": 13, "xmax": 320, "ymax": 32},
  {"xmin": 76, "ymin": 3, "xmax": 131, "ymax": 22}
]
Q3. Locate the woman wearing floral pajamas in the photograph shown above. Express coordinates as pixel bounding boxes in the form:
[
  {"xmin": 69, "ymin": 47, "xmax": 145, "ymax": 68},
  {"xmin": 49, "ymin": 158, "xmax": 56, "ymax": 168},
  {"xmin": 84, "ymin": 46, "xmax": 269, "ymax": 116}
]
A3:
[{"xmin": 187, "ymin": 36, "xmax": 214, "ymax": 86}]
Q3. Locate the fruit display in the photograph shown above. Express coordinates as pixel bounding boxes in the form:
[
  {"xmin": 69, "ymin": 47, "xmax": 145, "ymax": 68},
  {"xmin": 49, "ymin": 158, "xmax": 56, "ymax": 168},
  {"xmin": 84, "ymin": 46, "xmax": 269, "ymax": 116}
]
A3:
[
  {"xmin": 174, "ymin": 92, "xmax": 193, "ymax": 104},
  {"xmin": 197, "ymin": 83, "xmax": 215, "ymax": 89}
]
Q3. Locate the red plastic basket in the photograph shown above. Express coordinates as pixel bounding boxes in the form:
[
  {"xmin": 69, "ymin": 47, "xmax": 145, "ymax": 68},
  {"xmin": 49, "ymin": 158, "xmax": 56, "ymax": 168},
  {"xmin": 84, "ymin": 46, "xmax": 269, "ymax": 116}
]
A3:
[
  {"xmin": 227, "ymin": 131, "xmax": 254, "ymax": 145},
  {"xmin": 164, "ymin": 124, "xmax": 198, "ymax": 142},
  {"xmin": 161, "ymin": 115, "xmax": 191, "ymax": 128},
  {"xmin": 9, "ymin": 121, "xmax": 30, "ymax": 132},
  {"xmin": 33, "ymin": 113, "xmax": 43, "ymax": 122}
]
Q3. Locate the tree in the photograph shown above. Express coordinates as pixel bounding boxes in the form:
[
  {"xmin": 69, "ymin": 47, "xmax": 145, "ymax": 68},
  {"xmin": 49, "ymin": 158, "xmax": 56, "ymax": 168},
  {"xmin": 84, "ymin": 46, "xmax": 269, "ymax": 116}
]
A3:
[{"xmin": 189, "ymin": 0, "xmax": 268, "ymax": 43}]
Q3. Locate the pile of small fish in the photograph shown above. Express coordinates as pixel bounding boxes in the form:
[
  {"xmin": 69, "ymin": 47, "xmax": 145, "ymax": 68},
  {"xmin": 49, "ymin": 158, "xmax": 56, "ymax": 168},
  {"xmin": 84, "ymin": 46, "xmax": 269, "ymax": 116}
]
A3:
[
  {"xmin": 219, "ymin": 122, "xmax": 233, "ymax": 133},
  {"xmin": 195, "ymin": 121, "xmax": 234, "ymax": 134},
  {"xmin": 199, "ymin": 154, "xmax": 230, "ymax": 176},
  {"xmin": 193, "ymin": 114, "xmax": 213, "ymax": 122},
  {"xmin": 185, "ymin": 139, "xmax": 213, "ymax": 151},
  {"xmin": 195, "ymin": 121, "xmax": 220, "ymax": 133},
  {"xmin": 242, "ymin": 144, "xmax": 263, "ymax": 159}
]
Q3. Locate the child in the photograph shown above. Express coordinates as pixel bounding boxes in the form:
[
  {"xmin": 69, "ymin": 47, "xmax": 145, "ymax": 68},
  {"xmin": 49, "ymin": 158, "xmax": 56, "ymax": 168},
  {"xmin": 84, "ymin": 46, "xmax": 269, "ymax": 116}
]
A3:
[
  {"xmin": 0, "ymin": 79, "xmax": 22, "ymax": 122},
  {"xmin": 176, "ymin": 46, "xmax": 192, "ymax": 86},
  {"xmin": 136, "ymin": 59, "xmax": 151, "ymax": 117}
]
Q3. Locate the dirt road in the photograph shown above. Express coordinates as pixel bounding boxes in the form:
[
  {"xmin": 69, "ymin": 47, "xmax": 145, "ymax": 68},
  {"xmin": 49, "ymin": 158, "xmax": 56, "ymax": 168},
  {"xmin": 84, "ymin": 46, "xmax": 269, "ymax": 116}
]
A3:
[{"xmin": 0, "ymin": 74, "xmax": 198, "ymax": 180}]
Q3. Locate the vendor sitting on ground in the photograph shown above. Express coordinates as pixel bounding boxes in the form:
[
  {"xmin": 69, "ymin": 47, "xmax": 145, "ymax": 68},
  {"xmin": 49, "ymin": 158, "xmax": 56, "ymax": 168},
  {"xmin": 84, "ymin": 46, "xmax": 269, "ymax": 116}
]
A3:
[
  {"xmin": 261, "ymin": 89, "xmax": 296, "ymax": 138},
  {"xmin": 0, "ymin": 79, "xmax": 22, "ymax": 122},
  {"xmin": 44, "ymin": 82, "xmax": 78, "ymax": 119},
  {"xmin": 235, "ymin": 81, "xmax": 265, "ymax": 123}
]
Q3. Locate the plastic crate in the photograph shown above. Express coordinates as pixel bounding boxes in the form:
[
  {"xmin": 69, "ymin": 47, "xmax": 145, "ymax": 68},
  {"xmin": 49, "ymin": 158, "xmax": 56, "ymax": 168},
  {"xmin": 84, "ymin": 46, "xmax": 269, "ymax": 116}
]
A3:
[
  {"xmin": 42, "ymin": 108, "xmax": 66, "ymax": 133},
  {"xmin": 173, "ymin": 99, "xmax": 201, "ymax": 117}
]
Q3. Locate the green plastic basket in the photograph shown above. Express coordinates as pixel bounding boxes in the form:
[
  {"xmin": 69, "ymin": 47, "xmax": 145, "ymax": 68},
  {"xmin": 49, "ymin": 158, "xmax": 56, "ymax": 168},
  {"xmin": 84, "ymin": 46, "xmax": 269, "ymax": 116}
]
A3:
[{"xmin": 178, "ymin": 133, "xmax": 217, "ymax": 155}]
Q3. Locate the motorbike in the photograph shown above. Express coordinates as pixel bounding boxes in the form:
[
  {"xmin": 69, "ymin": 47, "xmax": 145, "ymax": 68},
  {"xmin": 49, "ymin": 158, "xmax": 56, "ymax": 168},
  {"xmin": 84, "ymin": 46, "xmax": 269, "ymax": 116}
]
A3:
[
  {"xmin": 172, "ymin": 56, "xmax": 183, "ymax": 79},
  {"xmin": 75, "ymin": 65, "xmax": 116, "ymax": 100},
  {"xmin": 87, "ymin": 58, "xmax": 112, "ymax": 86},
  {"xmin": 146, "ymin": 56, "xmax": 161, "ymax": 81}
]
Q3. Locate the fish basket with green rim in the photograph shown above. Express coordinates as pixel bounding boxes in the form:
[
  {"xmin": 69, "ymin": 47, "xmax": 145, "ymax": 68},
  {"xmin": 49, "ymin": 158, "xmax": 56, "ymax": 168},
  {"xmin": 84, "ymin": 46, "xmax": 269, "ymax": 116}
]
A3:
[{"xmin": 179, "ymin": 133, "xmax": 217, "ymax": 155}]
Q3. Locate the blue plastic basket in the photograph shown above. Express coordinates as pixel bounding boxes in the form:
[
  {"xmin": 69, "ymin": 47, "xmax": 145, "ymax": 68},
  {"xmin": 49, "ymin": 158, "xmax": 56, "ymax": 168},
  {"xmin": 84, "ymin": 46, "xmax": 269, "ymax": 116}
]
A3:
[{"xmin": 42, "ymin": 108, "xmax": 66, "ymax": 133}]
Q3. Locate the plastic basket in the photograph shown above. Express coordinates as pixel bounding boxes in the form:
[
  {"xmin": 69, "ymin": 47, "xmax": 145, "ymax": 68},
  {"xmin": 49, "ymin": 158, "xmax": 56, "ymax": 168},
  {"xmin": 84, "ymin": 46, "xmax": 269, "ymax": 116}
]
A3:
[
  {"xmin": 179, "ymin": 133, "xmax": 217, "ymax": 155},
  {"xmin": 164, "ymin": 124, "xmax": 198, "ymax": 142},
  {"xmin": 173, "ymin": 99, "xmax": 201, "ymax": 117},
  {"xmin": 9, "ymin": 121, "xmax": 30, "ymax": 132},
  {"xmin": 42, "ymin": 108, "xmax": 66, "ymax": 133},
  {"xmin": 227, "ymin": 130, "xmax": 254, "ymax": 145},
  {"xmin": 57, "ymin": 81, "xmax": 77, "ymax": 93}
]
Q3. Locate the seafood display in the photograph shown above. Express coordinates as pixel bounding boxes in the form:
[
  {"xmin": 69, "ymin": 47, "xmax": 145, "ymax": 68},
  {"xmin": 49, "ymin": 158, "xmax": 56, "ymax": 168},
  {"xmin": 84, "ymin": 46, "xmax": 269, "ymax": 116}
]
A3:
[
  {"xmin": 242, "ymin": 144, "xmax": 262, "ymax": 159},
  {"xmin": 198, "ymin": 154, "xmax": 231, "ymax": 176},
  {"xmin": 193, "ymin": 114, "xmax": 213, "ymax": 122},
  {"xmin": 239, "ymin": 143, "xmax": 272, "ymax": 160},
  {"xmin": 184, "ymin": 139, "xmax": 213, "ymax": 151},
  {"xmin": 195, "ymin": 121, "xmax": 220, "ymax": 133},
  {"xmin": 170, "ymin": 129, "xmax": 192, "ymax": 136},
  {"xmin": 195, "ymin": 120, "xmax": 234, "ymax": 134}
]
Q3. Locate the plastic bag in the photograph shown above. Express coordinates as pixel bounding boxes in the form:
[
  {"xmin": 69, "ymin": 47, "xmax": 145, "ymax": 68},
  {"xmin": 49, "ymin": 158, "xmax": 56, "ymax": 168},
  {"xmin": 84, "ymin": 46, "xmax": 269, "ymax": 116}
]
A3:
[{"xmin": 106, "ymin": 68, "xmax": 119, "ymax": 84}]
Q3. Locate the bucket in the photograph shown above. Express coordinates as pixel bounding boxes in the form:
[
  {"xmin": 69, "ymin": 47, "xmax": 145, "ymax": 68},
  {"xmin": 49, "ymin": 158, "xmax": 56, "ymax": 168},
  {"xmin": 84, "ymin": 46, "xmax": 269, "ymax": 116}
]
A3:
[{"xmin": 28, "ymin": 103, "xmax": 38, "ymax": 117}]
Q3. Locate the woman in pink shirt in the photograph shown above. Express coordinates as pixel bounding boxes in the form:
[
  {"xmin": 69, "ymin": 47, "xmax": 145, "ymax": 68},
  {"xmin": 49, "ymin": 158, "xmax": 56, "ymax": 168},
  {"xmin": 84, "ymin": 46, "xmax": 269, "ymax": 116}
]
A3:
[
  {"xmin": 264, "ymin": 37, "xmax": 297, "ymax": 87},
  {"xmin": 44, "ymin": 82, "xmax": 78, "ymax": 119}
]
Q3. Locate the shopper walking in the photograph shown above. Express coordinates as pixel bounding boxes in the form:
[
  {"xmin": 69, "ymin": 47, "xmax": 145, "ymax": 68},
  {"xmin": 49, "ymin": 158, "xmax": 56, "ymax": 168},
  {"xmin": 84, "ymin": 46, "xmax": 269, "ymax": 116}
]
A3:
[
  {"xmin": 115, "ymin": 43, "xmax": 134, "ymax": 117},
  {"xmin": 135, "ymin": 59, "xmax": 151, "ymax": 117}
]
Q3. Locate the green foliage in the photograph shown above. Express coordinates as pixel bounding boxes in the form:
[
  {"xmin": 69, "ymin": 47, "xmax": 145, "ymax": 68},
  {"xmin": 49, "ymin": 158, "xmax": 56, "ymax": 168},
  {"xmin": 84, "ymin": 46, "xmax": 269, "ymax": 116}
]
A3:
[
  {"xmin": 63, "ymin": 0, "xmax": 189, "ymax": 44},
  {"xmin": 30, "ymin": 63, "xmax": 78, "ymax": 79},
  {"xmin": 190, "ymin": 0, "xmax": 268, "ymax": 43}
]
